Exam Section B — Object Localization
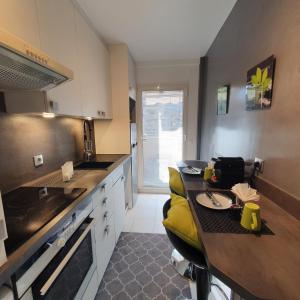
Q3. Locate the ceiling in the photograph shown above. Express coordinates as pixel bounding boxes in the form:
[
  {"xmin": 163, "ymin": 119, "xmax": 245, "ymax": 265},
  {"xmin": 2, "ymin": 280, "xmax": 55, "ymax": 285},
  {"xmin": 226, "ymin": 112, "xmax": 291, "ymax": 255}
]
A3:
[{"xmin": 76, "ymin": 0, "xmax": 237, "ymax": 62}]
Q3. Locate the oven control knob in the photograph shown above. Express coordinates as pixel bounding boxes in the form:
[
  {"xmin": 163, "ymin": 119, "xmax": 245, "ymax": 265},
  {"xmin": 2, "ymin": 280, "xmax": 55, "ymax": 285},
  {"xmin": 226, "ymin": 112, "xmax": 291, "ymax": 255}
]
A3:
[{"xmin": 56, "ymin": 237, "xmax": 66, "ymax": 248}]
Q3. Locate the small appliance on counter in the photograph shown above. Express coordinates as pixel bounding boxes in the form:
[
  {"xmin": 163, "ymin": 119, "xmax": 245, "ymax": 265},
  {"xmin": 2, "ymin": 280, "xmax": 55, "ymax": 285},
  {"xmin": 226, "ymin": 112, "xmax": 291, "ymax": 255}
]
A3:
[
  {"xmin": 208, "ymin": 157, "xmax": 245, "ymax": 189},
  {"xmin": 0, "ymin": 192, "xmax": 8, "ymax": 267}
]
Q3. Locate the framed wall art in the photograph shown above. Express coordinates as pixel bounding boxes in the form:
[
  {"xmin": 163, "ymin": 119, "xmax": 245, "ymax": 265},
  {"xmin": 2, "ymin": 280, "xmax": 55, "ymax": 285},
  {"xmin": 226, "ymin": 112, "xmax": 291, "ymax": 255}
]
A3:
[
  {"xmin": 246, "ymin": 55, "xmax": 276, "ymax": 111},
  {"xmin": 217, "ymin": 85, "xmax": 230, "ymax": 115}
]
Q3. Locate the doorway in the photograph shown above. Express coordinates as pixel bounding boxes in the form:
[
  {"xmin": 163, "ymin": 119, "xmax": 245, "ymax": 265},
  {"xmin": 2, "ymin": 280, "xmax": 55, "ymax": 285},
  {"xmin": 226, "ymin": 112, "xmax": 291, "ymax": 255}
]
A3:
[{"xmin": 138, "ymin": 87, "xmax": 186, "ymax": 192}]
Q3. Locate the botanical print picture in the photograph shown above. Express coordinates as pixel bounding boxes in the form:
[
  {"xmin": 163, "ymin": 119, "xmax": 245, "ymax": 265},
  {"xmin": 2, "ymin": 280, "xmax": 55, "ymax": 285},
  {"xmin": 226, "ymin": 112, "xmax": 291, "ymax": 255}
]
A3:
[
  {"xmin": 246, "ymin": 55, "xmax": 276, "ymax": 110},
  {"xmin": 217, "ymin": 85, "xmax": 230, "ymax": 115}
]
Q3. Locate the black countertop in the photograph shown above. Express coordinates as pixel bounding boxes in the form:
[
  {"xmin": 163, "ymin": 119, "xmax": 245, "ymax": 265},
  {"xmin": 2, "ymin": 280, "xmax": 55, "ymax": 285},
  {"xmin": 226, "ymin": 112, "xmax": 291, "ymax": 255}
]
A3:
[{"xmin": 0, "ymin": 154, "xmax": 130, "ymax": 286}]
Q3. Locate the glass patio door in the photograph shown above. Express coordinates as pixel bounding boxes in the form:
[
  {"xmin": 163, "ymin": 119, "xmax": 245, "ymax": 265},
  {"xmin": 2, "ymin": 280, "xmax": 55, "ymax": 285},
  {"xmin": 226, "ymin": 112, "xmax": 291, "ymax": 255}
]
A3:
[{"xmin": 140, "ymin": 89, "xmax": 185, "ymax": 190}]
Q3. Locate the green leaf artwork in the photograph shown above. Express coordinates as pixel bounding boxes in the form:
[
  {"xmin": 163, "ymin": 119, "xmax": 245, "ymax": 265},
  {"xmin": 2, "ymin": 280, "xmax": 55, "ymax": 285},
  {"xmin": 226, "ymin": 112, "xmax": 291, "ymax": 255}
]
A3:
[{"xmin": 246, "ymin": 56, "xmax": 275, "ymax": 111}]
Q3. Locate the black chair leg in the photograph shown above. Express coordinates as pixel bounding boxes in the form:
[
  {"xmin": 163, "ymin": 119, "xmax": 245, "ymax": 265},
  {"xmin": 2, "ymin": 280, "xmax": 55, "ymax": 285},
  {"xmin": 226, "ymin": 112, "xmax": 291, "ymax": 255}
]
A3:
[{"xmin": 195, "ymin": 268, "xmax": 210, "ymax": 300}]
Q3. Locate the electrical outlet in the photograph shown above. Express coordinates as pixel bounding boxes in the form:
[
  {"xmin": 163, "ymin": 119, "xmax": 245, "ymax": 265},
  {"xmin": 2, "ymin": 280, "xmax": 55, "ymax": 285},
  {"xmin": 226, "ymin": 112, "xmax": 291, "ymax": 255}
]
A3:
[
  {"xmin": 33, "ymin": 154, "xmax": 43, "ymax": 167},
  {"xmin": 254, "ymin": 157, "xmax": 264, "ymax": 173}
]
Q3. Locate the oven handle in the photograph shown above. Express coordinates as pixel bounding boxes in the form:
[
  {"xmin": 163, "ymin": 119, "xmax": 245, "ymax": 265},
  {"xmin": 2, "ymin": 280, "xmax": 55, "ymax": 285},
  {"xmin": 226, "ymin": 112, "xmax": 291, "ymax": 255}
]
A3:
[{"xmin": 40, "ymin": 219, "xmax": 95, "ymax": 296}]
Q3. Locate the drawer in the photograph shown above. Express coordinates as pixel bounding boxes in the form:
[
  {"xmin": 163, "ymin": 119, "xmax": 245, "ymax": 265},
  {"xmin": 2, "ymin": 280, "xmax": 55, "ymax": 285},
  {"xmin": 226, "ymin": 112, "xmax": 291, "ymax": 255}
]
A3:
[
  {"xmin": 110, "ymin": 166, "xmax": 123, "ymax": 184},
  {"xmin": 98, "ymin": 165, "xmax": 123, "ymax": 193},
  {"xmin": 91, "ymin": 193, "xmax": 113, "ymax": 225},
  {"xmin": 95, "ymin": 215, "xmax": 116, "ymax": 282}
]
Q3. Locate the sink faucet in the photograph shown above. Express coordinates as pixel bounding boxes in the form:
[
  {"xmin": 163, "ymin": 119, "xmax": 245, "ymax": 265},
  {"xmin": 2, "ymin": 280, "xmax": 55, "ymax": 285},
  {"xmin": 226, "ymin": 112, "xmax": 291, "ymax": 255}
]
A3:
[{"xmin": 83, "ymin": 120, "xmax": 94, "ymax": 161}]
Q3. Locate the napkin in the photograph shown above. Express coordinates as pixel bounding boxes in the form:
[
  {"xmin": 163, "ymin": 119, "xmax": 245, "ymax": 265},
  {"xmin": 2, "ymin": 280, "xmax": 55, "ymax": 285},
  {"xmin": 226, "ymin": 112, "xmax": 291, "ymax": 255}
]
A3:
[
  {"xmin": 61, "ymin": 161, "xmax": 74, "ymax": 182},
  {"xmin": 231, "ymin": 183, "xmax": 260, "ymax": 202}
]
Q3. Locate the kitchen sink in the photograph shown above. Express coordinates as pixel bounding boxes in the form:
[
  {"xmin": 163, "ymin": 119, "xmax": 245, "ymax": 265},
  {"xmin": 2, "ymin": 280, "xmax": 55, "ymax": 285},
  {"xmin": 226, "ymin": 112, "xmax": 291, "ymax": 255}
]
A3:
[{"xmin": 74, "ymin": 161, "xmax": 114, "ymax": 170}]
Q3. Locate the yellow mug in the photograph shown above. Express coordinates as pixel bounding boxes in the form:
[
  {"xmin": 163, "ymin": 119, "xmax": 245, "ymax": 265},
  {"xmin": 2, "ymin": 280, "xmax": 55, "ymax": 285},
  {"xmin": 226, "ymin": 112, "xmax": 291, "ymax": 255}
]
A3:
[
  {"xmin": 240, "ymin": 202, "xmax": 261, "ymax": 231},
  {"xmin": 203, "ymin": 167, "xmax": 213, "ymax": 181}
]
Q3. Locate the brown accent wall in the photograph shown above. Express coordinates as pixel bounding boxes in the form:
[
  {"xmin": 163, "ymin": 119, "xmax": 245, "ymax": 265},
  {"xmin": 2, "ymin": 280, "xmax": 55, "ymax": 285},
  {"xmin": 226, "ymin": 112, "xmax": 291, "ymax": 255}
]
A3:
[
  {"xmin": 0, "ymin": 114, "xmax": 84, "ymax": 193},
  {"xmin": 200, "ymin": 0, "xmax": 300, "ymax": 200}
]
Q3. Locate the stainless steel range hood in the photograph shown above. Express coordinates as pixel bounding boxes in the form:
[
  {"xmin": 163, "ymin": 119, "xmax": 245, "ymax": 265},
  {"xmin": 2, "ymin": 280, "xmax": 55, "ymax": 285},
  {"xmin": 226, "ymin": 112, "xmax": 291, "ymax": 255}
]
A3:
[{"xmin": 0, "ymin": 29, "xmax": 73, "ymax": 91}]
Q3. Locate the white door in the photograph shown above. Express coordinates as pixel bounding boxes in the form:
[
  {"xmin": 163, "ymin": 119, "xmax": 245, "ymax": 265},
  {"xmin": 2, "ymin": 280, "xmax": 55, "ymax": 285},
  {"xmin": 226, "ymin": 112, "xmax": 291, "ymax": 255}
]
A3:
[{"xmin": 138, "ymin": 88, "xmax": 187, "ymax": 192}]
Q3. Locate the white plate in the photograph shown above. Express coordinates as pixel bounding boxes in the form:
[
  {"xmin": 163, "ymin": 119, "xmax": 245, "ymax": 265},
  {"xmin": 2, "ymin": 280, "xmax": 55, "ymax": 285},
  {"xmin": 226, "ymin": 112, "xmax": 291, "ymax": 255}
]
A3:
[
  {"xmin": 182, "ymin": 167, "xmax": 202, "ymax": 175},
  {"xmin": 196, "ymin": 193, "xmax": 232, "ymax": 210}
]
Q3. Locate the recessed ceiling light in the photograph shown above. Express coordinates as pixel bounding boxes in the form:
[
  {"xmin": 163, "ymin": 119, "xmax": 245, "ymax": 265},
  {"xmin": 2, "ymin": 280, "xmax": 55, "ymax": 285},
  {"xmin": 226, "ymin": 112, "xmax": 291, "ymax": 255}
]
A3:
[{"xmin": 86, "ymin": 117, "xmax": 92, "ymax": 121}]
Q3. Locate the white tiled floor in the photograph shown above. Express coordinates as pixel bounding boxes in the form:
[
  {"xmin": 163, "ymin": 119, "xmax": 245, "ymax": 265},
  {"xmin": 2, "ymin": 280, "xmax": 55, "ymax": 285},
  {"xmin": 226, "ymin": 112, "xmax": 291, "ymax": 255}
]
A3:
[{"xmin": 124, "ymin": 193, "xmax": 169, "ymax": 234}]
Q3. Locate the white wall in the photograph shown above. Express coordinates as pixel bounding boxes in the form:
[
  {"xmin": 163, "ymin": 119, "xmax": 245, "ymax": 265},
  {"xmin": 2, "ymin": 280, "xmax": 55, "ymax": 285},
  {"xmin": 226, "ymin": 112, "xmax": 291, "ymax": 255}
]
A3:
[{"xmin": 136, "ymin": 60, "xmax": 199, "ymax": 159}]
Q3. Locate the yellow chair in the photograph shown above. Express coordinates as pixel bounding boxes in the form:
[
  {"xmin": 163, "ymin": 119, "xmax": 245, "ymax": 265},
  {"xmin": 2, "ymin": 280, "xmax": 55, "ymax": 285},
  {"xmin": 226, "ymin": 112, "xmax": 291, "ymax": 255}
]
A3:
[
  {"xmin": 164, "ymin": 167, "xmax": 210, "ymax": 300},
  {"xmin": 163, "ymin": 193, "xmax": 201, "ymax": 250},
  {"xmin": 168, "ymin": 167, "xmax": 186, "ymax": 197},
  {"xmin": 162, "ymin": 196, "xmax": 209, "ymax": 300}
]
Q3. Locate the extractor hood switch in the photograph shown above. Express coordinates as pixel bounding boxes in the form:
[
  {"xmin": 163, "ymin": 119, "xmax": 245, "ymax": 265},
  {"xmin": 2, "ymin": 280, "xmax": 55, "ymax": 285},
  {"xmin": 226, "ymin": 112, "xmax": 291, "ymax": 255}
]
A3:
[{"xmin": 33, "ymin": 154, "xmax": 44, "ymax": 167}]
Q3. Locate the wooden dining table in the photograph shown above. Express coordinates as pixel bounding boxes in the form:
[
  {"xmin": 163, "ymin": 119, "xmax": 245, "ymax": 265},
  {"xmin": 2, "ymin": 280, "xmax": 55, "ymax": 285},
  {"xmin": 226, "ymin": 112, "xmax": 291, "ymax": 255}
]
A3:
[{"xmin": 178, "ymin": 160, "xmax": 300, "ymax": 300}]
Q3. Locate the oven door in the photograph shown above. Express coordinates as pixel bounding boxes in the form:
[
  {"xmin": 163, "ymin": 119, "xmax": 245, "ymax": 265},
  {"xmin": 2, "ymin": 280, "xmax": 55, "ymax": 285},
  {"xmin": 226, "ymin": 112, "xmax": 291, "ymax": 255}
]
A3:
[{"xmin": 25, "ymin": 218, "xmax": 96, "ymax": 300}]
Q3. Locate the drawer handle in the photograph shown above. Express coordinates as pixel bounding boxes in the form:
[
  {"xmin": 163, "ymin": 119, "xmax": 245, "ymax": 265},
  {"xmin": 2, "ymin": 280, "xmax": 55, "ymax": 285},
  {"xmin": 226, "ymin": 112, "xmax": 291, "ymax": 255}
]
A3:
[
  {"xmin": 104, "ymin": 225, "xmax": 110, "ymax": 235},
  {"xmin": 101, "ymin": 184, "xmax": 106, "ymax": 192},
  {"xmin": 103, "ymin": 211, "xmax": 108, "ymax": 221},
  {"xmin": 121, "ymin": 176, "xmax": 125, "ymax": 182},
  {"xmin": 102, "ymin": 197, "xmax": 108, "ymax": 206}
]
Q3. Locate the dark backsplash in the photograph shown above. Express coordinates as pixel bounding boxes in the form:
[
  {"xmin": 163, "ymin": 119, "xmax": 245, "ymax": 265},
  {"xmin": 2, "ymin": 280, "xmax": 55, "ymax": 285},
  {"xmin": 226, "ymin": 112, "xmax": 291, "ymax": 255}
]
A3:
[{"xmin": 0, "ymin": 114, "xmax": 84, "ymax": 193}]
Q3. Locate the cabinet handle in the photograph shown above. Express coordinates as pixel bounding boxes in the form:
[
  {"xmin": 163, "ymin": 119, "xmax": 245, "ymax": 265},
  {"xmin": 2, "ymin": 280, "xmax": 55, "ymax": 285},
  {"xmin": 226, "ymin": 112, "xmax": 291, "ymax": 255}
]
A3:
[
  {"xmin": 103, "ymin": 211, "xmax": 108, "ymax": 221},
  {"xmin": 97, "ymin": 110, "xmax": 101, "ymax": 116},
  {"xmin": 121, "ymin": 176, "xmax": 125, "ymax": 182},
  {"xmin": 101, "ymin": 184, "xmax": 106, "ymax": 192},
  {"xmin": 104, "ymin": 225, "xmax": 110, "ymax": 235},
  {"xmin": 102, "ymin": 197, "xmax": 108, "ymax": 206}
]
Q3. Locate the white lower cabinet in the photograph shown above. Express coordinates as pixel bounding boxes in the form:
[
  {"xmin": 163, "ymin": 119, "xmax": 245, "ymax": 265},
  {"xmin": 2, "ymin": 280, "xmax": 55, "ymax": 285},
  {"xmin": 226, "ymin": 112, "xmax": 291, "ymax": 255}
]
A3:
[
  {"xmin": 92, "ymin": 166, "xmax": 126, "ymax": 285},
  {"xmin": 94, "ymin": 215, "xmax": 116, "ymax": 281}
]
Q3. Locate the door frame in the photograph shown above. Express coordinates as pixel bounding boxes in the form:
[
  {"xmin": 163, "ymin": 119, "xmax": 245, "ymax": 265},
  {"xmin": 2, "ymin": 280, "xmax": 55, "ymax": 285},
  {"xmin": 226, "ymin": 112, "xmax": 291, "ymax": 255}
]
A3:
[{"xmin": 136, "ymin": 84, "xmax": 189, "ymax": 194}]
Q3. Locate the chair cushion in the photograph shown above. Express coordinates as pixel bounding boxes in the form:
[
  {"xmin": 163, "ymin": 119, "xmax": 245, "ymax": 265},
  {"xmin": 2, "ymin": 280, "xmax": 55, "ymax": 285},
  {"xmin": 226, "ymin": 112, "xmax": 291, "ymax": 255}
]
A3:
[
  {"xmin": 168, "ymin": 167, "xmax": 185, "ymax": 197},
  {"xmin": 163, "ymin": 193, "xmax": 201, "ymax": 250}
]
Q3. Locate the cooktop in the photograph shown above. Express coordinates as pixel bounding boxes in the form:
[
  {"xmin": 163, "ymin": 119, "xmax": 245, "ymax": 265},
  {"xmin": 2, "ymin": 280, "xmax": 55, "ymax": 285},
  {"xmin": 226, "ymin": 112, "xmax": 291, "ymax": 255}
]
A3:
[{"xmin": 2, "ymin": 186, "xmax": 86, "ymax": 256}]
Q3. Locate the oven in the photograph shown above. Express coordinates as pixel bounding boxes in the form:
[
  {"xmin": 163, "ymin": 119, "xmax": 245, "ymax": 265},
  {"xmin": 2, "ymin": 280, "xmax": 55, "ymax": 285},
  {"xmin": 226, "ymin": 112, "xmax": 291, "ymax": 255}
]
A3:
[{"xmin": 15, "ymin": 203, "xmax": 97, "ymax": 300}]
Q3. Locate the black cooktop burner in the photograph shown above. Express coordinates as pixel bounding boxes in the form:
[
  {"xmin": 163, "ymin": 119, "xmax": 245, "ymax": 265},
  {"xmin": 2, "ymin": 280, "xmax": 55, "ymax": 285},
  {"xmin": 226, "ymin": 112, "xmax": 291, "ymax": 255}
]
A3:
[{"xmin": 2, "ymin": 186, "xmax": 86, "ymax": 256}]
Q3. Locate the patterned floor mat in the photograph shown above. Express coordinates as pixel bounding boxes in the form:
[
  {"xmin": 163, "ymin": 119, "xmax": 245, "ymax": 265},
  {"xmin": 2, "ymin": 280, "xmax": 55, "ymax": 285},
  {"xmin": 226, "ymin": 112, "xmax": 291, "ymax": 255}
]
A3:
[{"xmin": 95, "ymin": 232, "xmax": 191, "ymax": 300}]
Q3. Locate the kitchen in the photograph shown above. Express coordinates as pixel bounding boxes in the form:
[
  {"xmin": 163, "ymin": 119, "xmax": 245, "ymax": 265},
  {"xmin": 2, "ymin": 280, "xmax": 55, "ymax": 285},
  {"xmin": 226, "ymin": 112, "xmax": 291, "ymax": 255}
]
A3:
[{"xmin": 1, "ymin": 1, "xmax": 300, "ymax": 300}]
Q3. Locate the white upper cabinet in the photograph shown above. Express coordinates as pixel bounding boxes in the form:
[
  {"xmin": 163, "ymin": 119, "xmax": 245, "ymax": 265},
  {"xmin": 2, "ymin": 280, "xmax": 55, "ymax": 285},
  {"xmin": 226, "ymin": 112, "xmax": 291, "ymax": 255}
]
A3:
[
  {"xmin": 0, "ymin": 0, "xmax": 40, "ymax": 48},
  {"xmin": 75, "ymin": 10, "xmax": 112, "ymax": 119},
  {"xmin": 0, "ymin": 0, "xmax": 112, "ymax": 119},
  {"xmin": 36, "ymin": 0, "xmax": 82, "ymax": 116}
]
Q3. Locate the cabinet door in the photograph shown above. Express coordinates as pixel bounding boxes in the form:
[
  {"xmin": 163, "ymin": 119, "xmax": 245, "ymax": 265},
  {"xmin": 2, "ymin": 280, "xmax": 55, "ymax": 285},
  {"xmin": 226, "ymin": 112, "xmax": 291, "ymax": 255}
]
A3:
[
  {"xmin": 75, "ymin": 10, "xmax": 111, "ymax": 119},
  {"xmin": 111, "ymin": 175, "xmax": 126, "ymax": 242},
  {"xmin": 0, "ymin": 0, "xmax": 40, "ymax": 48},
  {"xmin": 94, "ymin": 216, "xmax": 116, "ymax": 283},
  {"xmin": 36, "ymin": 0, "xmax": 82, "ymax": 116},
  {"xmin": 98, "ymin": 42, "xmax": 112, "ymax": 119}
]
